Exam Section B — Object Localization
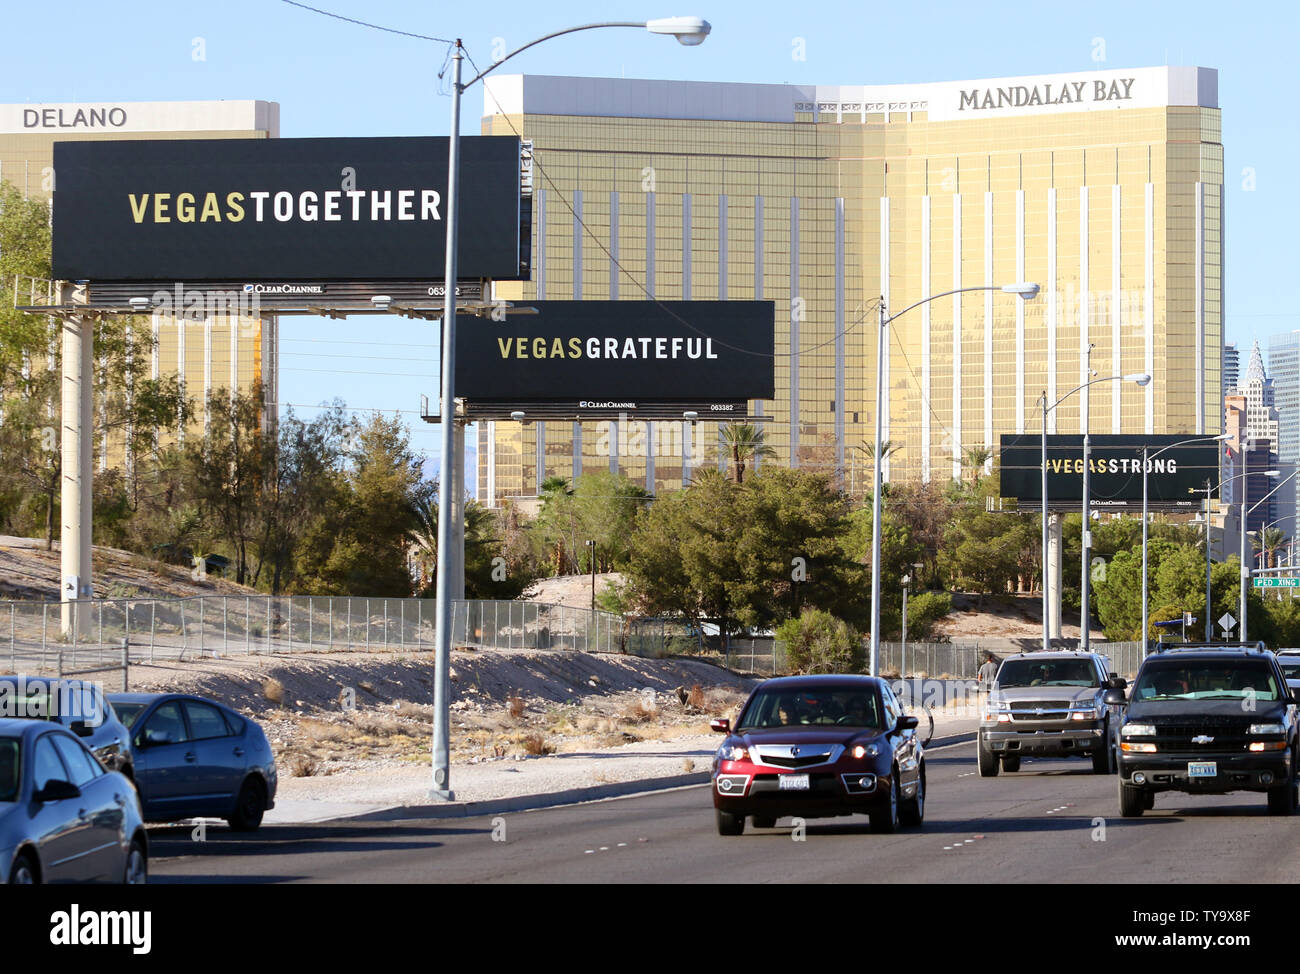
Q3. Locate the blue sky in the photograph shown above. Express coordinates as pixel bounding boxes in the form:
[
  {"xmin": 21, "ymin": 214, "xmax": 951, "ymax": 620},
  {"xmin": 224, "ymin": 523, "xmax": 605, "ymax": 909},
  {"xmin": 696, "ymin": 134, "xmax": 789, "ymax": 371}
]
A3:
[{"xmin": 6, "ymin": 0, "xmax": 1298, "ymax": 475}]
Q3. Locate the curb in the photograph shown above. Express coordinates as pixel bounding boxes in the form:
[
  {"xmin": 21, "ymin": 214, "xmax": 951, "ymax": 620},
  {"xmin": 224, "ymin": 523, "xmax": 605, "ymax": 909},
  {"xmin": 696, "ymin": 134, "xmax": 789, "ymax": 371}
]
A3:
[{"xmin": 347, "ymin": 771, "xmax": 713, "ymax": 822}]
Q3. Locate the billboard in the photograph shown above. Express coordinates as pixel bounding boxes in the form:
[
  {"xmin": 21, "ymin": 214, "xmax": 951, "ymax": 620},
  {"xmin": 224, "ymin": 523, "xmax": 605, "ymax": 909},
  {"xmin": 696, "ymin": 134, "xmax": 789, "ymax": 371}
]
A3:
[
  {"xmin": 455, "ymin": 300, "xmax": 774, "ymax": 418},
  {"xmin": 51, "ymin": 136, "xmax": 525, "ymax": 282},
  {"xmin": 999, "ymin": 434, "xmax": 1223, "ymax": 510}
]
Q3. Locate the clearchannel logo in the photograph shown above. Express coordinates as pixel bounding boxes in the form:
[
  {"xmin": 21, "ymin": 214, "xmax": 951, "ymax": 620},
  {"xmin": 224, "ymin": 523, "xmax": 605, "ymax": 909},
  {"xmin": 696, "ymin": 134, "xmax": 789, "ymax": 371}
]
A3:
[
  {"xmin": 579, "ymin": 401, "xmax": 637, "ymax": 409},
  {"xmin": 242, "ymin": 283, "xmax": 327, "ymax": 295}
]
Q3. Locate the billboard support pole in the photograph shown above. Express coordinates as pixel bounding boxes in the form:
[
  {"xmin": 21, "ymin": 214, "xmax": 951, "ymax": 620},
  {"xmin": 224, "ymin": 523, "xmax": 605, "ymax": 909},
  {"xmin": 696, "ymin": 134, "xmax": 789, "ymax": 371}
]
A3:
[
  {"xmin": 431, "ymin": 42, "xmax": 463, "ymax": 802},
  {"xmin": 59, "ymin": 284, "xmax": 93, "ymax": 637},
  {"xmin": 1040, "ymin": 392, "xmax": 1049, "ymax": 653}
]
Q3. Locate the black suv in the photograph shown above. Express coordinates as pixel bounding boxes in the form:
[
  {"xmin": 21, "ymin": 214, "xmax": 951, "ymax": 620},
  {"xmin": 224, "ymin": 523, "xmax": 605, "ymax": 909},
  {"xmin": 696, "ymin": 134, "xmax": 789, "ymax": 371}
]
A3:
[{"xmin": 1108, "ymin": 643, "xmax": 1300, "ymax": 817}]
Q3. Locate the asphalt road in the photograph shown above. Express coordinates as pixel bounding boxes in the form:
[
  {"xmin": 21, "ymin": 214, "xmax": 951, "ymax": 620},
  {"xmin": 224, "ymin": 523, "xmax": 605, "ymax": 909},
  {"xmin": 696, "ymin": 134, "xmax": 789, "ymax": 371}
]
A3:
[{"xmin": 148, "ymin": 740, "xmax": 1300, "ymax": 883}]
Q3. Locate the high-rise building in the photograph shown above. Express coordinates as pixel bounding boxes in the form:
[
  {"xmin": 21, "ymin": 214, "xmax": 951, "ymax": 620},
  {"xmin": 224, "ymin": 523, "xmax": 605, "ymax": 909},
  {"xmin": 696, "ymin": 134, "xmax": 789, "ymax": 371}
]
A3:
[
  {"xmin": 480, "ymin": 66, "xmax": 1223, "ymax": 504},
  {"xmin": 1242, "ymin": 342, "xmax": 1279, "ymax": 447},
  {"xmin": 1223, "ymin": 341, "xmax": 1239, "ymax": 394},
  {"xmin": 1, "ymin": 100, "xmax": 281, "ymax": 464}
]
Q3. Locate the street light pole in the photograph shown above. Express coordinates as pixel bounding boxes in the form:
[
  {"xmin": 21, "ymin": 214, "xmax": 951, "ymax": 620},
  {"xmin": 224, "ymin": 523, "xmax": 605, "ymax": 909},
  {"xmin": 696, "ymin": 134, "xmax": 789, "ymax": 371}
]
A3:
[
  {"xmin": 900, "ymin": 572, "xmax": 910, "ymax": 678},
  {"xmin": 429, "ymin": 17, "xmax": 711, "ymax": 801},
  {"xmin": 868, "ymin": 283, "xmax": 1040, "ymax": 676},
  {"xmin": 1038, "ymin": 372, "xmax": 1149, "ymax": 656},
  {"xmin": 1139, "ymin": 434, "xmax": 1227, "ymax": 656},
  {"xmin": 1239, "ymin": 471, "xmax": 1295, "ymax": 641}
]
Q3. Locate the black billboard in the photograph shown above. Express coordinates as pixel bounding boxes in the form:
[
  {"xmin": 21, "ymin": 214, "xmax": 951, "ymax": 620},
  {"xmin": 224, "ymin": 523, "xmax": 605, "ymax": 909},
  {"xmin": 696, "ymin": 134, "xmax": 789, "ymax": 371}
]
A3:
[
  {"xmin": 455, "ymin": 301, "xmax": 775, "ymax": 411},
  {"xmin": 999, "ymin": 434, "xmax": 1223, "ymax": 510},
  {"xmin": 51, "ymin": 136, "xmax": 525, "ymax": 282}
]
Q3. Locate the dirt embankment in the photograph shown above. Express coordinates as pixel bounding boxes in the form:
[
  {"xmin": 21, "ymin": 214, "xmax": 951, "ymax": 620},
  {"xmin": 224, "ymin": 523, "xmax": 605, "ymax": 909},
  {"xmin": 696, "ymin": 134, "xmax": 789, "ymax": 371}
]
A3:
[
  {"xmin": 0, "ymin": 535, "xmax": 257, "ymax": 602},
  {"xmin": 122, "ymin": 648, "xmax": 755, "ymax": 778}
]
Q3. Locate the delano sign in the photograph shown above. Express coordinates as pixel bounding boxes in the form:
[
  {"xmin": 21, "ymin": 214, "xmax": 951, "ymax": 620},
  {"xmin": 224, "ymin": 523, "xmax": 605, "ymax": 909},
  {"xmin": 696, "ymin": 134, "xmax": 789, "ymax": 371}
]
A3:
[
  {"xmin": 455, "ymin": 300, "xmax": 775, "ymax": 420},
  {"xmin": 50, "ymin": 135, "xmax": 527, "ymax": 283},
  {"xmin": 999, "ymin": 434, "xmax": 1223, "ymax": 510}
]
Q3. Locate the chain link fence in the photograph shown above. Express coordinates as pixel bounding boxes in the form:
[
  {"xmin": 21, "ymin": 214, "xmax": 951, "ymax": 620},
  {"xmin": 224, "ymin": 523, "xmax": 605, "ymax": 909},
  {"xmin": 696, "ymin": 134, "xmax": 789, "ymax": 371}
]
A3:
[{"xmin": 0, "ymin": 595, "xmax": 1149, "ymax": 682}]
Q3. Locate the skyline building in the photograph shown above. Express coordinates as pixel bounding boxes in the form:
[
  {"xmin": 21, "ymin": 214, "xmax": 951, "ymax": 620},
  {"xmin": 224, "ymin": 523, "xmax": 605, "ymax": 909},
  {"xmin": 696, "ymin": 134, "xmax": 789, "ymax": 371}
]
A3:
[{"xmin": 480, "ymin": 65, "xmax": 1224, "ymax": 505}]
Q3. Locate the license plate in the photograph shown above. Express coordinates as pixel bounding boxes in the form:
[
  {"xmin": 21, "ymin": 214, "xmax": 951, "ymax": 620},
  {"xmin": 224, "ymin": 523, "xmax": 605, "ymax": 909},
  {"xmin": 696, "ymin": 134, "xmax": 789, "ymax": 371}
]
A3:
[
  {"xmin": 779, "ymin": 774, "xmax": 811, "ymax": 791},
  {"xmin": 1188, "ymin": 761, "xmax": 1217, "ymax": 779}
]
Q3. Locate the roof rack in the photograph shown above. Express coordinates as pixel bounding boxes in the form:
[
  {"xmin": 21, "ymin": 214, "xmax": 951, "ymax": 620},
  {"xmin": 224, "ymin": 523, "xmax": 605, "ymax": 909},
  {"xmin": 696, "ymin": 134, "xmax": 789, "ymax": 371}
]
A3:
[{"xmin": 1152, "ymin": 641, "xmax": 1268, "ymax": 655}]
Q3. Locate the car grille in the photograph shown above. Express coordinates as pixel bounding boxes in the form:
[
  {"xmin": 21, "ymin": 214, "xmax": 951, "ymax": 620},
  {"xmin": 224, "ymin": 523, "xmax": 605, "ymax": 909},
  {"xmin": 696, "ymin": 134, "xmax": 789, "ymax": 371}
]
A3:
[
  {"xmin": 750, "ymin": 744, "xmax": 844, "ymax": 770},
  {"xmin": 1009, "ymin": 702, "xmax": 1072, "ymax": 721},
  {"xmin": 761, "ymin": 753, "xmax": 834, "ymax": 769},
  {"xmin": 1152, "ymin": 721, "xmax": 1253, "ymax": 753}
]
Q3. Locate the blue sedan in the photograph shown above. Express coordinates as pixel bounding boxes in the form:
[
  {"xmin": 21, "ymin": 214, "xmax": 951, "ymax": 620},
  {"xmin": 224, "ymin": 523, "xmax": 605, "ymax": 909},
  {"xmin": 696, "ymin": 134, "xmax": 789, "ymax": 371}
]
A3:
[
  {"xmin": 107, "ymin": 693, "xmax": 277, "ymax": 831},
  {"xmin": 0, "ymin": 719, "xmax": 148, "ymax": 883}
]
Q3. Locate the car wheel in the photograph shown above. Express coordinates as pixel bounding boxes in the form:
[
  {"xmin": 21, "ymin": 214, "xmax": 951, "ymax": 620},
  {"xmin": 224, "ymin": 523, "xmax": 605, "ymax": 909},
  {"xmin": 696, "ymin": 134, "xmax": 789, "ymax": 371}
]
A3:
[
  {"xmin": 123, "ymin": 838, "xmax": 147, "ymax": 885},
  {"xmin": 751, "ymin": 816, "xmax": 777, "ymax": 829},
  {"xmin": 226, "ymin": 777, "xmax": 266, "ymax": 832},
  {"xmin": 1001, "ymin": 755, "xmax": 1021, "ymax": 773},
  {"xmin": 715, "ymin": 809, "xmax": 745, "ymax": 836},
  {"xmin": 1119, "ymin": 780, "xmax": 1146, "ymax": 818},
  {"xmin": 1266, "ymin": 779, "xmax": 1297, "ymax": 816},
  {"xmin": 977, "ymin": 736, "xmax": 999, "ymax": 777},
  {"xmin": 900, "ymin": 768, "xmax": 925, "ymax": 827},
  {"xmin": 1092, "ymin": 739, "xmax": 1113, "ymax": 775},
  {"xmin": 870, "ymin": 771, "xmax": 900, "ymax": 834},
  {"xmin": 8, "ymin": 852, "xmax": 38, "ymax": 885}
]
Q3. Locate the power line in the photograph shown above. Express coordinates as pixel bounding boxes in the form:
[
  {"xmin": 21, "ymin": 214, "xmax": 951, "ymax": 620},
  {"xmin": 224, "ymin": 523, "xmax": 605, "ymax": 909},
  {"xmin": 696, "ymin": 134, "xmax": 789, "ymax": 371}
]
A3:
[{"xmin": 279, "ymin": 0, "xmax": 455, "ymax": 43}]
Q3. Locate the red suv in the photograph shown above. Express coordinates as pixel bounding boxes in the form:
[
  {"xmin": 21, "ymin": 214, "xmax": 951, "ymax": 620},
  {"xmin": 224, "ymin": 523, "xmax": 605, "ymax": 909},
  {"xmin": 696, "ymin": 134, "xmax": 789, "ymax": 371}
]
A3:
[{"xmin": 710, "ymin": 675, "xmax": 925, "ymax": 835}]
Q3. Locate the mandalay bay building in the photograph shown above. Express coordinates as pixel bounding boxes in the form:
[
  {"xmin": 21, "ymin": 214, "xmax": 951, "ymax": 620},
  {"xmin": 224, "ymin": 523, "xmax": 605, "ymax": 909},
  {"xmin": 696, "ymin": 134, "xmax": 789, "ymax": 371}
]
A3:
[{"xmin": 480, "ymin": 65, "xmax": 1223, "ymax": 504}]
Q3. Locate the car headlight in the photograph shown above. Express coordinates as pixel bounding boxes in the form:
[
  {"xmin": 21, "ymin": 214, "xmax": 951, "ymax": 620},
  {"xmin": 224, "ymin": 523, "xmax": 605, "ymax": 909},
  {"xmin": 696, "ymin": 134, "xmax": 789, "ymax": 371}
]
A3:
[
  {"xmin": 852, "ymin": 743, "xmax": 880, "ymax": 759},
  {"xmin": 1121, "ymin": 723, "xmax": 1156, "ymax": 737},
  {"xmin": 981, "ymin": 707, "xmax": 1011, "ymax": 723},
  {"xmin": 1070, "ymin": 704, "xmax": 1103, "ymax": 720},
  {"xmin": 718, "ymin": 745, "xmax": 749, "ymax": 762},
  {"xmin": 1248, "ymin": 723, "xmax": 1285, "ymax": 735}
]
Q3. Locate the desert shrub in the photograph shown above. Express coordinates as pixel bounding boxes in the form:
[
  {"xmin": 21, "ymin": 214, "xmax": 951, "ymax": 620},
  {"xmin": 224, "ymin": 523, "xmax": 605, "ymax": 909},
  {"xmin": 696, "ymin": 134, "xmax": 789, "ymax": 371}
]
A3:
[
  {"xmin": 904, "ymin": 590, "xmax": 953, "ymax": 639},
  {"xmin": 775, "ymin": 609, "xmax": 864, "ymax": 675}
]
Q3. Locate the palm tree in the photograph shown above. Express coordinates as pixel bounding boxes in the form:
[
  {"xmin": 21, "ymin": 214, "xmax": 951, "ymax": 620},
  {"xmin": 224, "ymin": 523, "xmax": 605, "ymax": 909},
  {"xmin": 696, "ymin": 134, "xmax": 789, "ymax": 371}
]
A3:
[
  {"xmin": 719, "ymin": 422, "xmax": 777, "ymax": 484},
  {"xmin": 963, "ymin": 445, "xmax": 993, "ymax": 485},
  {"xmin": 1256, "ymin": 527, "xmax": 1289, "ymax": 569}
]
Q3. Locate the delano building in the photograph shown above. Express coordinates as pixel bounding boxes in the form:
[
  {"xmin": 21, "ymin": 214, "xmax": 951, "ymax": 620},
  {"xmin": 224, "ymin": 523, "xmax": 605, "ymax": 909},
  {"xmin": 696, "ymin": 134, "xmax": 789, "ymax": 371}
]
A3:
[
  {"xmin": 0, "ymin": 100, "xmax": 281, "ymax": 466},
  {"xmin": 480, "ymin": 66, "xmax": 1223, "ymax": 503}
]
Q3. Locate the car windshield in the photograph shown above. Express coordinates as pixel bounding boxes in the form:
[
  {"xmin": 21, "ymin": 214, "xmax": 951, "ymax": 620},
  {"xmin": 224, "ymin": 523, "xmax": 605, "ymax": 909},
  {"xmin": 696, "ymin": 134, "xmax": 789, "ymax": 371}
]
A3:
[
  {"xmin": 996, "ymin": 659, "xmax": 1097, "ymax": 688},
  {"xmin": 0, "ymin": 739, "xmax": 17, "ymax": 802},
  {"xmin": 1279, "ymin": 661, "xmax": 1300, "ymax": 681},
  {"xmin": 737, "ymin": 687, "xmax": 882, "ymax": 729},
  {"xmin": 112, "ymin": 702, "xmax": 147, "ymax": 729},
  {"xmin": 1131, "ymin": 661, "xmax": 1283, "ymax": 702}
]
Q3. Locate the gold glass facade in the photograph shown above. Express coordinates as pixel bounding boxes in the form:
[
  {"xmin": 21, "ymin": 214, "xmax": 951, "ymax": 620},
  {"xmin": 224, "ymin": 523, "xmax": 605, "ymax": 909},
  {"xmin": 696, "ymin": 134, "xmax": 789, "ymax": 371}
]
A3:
[
  {"xmin": 474, "ymin": 69, "xmax": 1222, "ymax": 503},
  {"xmin": 0, "ymin": 101, "xmax": 280, "ymax": 468}
]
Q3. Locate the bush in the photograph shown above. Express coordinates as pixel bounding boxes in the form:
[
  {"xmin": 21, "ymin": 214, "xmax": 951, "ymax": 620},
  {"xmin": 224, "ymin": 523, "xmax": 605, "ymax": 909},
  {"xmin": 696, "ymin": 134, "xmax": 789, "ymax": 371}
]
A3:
[
  {"xmin": 904, "ymin": 590, "xmax": 952, "ymax": 639},
  {"xmin": 776, "ymin": 609, "xmax": 864, "ymax": 675}
]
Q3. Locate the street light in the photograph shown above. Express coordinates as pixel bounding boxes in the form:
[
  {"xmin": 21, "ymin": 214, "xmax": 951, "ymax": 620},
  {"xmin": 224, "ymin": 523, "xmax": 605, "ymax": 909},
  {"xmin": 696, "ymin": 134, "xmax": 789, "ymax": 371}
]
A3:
[
  {"xmin": 1039, "ymin": 371, "xmax": 1150, "ymax": 654},
  {"xmin": 1139, "ymin": 434, "xmax": 1229, "ymax": 655},
  {"xmin": 1239, "ymin": 471, "xmax": 1296, "ymax": 641},
  {"xmin": 868, "ymin": 284, "xmax": 1039, "ymax": 676},
  {"xmin": 1190, "ymin": 467, "xmax": 1277, "ymax": 642},
  {"xmin": 430, "ymin": 17, "xmax": 711, "ymax": 801}
]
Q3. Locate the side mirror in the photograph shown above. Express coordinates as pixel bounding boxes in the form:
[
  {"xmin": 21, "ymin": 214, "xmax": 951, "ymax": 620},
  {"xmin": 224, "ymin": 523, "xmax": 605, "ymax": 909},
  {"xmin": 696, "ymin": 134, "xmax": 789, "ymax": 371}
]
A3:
[
  {"xmin": 69, "ymin": 720, "xmax": 93, "ymax": 738},
  {"xmin": 1102, "ymin": 688, "xmax": 1127, "ymax": 706},
  {"xmin": 1106, "ymin": 676, "xmax": 1127, "ymax": 690},
  {"xmin": 34, "ymin": 779, "xmax": 81, "ymax": 803},
  {"xmin": 709, "ymin": 718, "xmax": 730, "ymax": 734},
  {"xmin": 897, "ymin": 715, "xmax": 919, "ymax": 731}
]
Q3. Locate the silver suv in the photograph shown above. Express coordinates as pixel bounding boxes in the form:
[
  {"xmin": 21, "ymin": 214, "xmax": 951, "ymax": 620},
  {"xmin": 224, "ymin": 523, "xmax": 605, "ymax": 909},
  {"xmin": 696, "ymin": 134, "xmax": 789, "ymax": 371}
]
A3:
[{"xmin": 978, "ymin": 651, "xmax": 1123, "ymax": 776}]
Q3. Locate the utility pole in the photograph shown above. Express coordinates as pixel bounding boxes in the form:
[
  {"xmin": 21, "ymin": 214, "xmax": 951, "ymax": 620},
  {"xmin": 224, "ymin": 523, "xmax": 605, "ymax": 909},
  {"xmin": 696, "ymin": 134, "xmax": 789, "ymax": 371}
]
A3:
[{"xmin": 59, "ymin": 283, "xmax": 93, "ymax": 637}]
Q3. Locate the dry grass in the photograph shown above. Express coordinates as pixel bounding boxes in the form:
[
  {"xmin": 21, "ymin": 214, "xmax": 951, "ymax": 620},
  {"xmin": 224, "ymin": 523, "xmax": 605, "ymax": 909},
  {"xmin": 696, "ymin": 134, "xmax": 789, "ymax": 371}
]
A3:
[
  {"xmin": 682, "ymin": 758, "xmax": 696, "ymax": 773},
  {"xmin": 687, "ymin": 684, "xmax": 706, "ymax": 709},
  {"xmin": 286, "ymin": 752, "xmax": 318, "ymax": 777},
  {"xmin": 299, "ymin": 718, "xmax": 350, "ymax": 743},
  {"xmin": 620, "ymin": 699, "xmax": 658, "ymax": 724},
  {"xmin": 262, "ymin": 677, "xmax": 285, "ymax": 706},
  {"xmin": 506, "ymin": 694, "xmax": 525, "ymax": 719},
  {"xmin": 520, "ymin": 732, "xmax": 554, "ymax": 756}
]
